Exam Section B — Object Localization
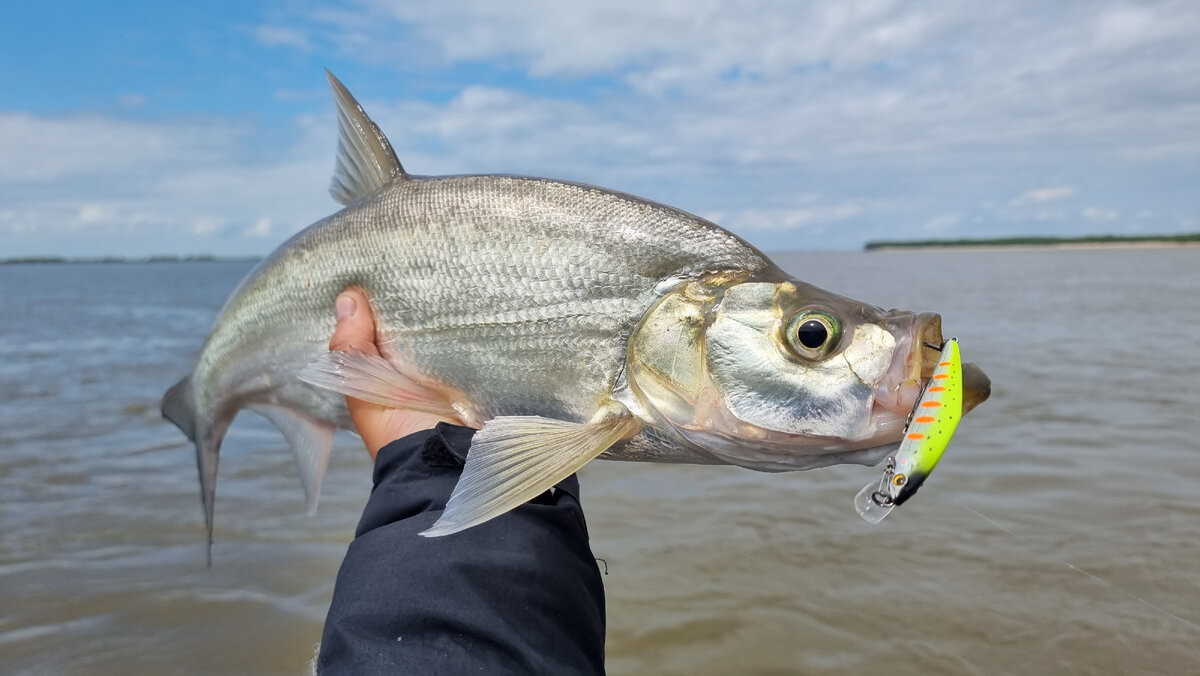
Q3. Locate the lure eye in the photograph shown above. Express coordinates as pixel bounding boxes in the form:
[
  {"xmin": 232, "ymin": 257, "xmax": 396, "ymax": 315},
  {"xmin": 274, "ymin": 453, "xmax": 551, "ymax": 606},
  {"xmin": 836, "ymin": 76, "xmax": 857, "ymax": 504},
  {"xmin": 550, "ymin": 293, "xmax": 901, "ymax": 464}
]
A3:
[
  {"xmin": 784, "ymin": 310, "xmax": 842, "ymax": 359},
  {"xmin": 893, "ymin": 474, "xmax": 907, "ymax": 487}
]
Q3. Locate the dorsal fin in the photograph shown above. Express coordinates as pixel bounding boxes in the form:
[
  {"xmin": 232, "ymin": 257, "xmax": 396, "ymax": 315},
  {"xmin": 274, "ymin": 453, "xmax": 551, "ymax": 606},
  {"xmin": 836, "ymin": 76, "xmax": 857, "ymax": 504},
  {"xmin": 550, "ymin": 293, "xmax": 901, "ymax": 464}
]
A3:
[{"xmin": 325, "ymin": 70, "xmax": 406, "ymax": 205}]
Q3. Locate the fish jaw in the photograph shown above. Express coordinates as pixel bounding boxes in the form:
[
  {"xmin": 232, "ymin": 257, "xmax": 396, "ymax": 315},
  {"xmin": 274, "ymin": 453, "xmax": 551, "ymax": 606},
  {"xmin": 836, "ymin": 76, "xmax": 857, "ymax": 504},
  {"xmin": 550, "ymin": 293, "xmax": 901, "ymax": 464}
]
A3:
[{"xmin": 871, "ymin": 312, "xmax": 943, "ymax": 417}]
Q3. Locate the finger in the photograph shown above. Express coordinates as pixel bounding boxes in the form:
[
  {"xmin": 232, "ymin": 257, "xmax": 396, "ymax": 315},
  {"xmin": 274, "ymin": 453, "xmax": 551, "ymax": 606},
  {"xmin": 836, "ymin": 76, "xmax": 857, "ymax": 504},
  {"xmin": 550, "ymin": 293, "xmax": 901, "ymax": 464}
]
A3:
[
  {"xmin": 330, "ymin": 288, "xmax": 453, "ymax": 459},
  {"xmin": 329, "ymin": 287, "xmax": 378, "ymax": 356},
  {"xmin": 329, "ymin": 288, "xmax": 391, "ymax": 455}
]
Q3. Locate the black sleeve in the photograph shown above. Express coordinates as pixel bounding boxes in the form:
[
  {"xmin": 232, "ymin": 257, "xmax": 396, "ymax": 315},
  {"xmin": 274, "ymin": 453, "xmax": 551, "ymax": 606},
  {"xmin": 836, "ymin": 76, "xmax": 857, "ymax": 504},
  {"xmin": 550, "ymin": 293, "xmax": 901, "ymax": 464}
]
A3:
[{"xmin": 316, "ymin": 423, "xmax": 606, "ymax": 676}]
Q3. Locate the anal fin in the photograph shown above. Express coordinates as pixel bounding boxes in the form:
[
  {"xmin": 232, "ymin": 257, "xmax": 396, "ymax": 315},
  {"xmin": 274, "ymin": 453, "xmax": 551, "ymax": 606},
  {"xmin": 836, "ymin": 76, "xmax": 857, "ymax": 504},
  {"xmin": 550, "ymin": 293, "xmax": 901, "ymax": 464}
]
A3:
[
  {"xmin": 251, "ymin": 405, "xmax": 335, "ymax": 514},
  {"xmin": 421, "ymin": 404, "xmax": 638, "ymax": 537}
]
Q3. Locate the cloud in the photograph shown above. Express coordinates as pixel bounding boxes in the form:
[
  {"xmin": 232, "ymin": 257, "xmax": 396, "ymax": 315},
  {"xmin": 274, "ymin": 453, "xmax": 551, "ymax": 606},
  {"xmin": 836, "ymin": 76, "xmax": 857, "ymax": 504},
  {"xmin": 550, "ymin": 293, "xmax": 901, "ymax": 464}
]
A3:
[
  {"xmin": 0, "ymin": 111, "xmax": 336, "ymax": 255},
  {"xmin": 117, "ymin": 93, "xmax": 146, "ymax": 109},
  {"xmin": 706, "ymin": 198, "xmax": 882, "ymax": 234},
  {"xmin": 0, "ymin": 112, "xmax": 241, "ymax": 182},
  {"xmin": 78, "ymin": 203, "xmax": 115, "ymax": 225},
  {"xmin": 1011, "ymin": 186, "xmax": 1076, "ymax": 206},
  {"xmin": 336, "ymin": 1, "xmax": 950, "ymax": 78},
  {"xmin": 255, "ymin": 25, "xmax": 311, "ymax": 50},
  {"xmin": 923, "ymin": 213, "xmax": 962, "ymax": 231},
  {"xmin": 1082, "ymin": 207, "xmax": 1118, "ymax": 221},
  {"xmin": 191, "ymin": 216, "xmax": 226, "ymax": 236},
  {"xmin": 243, "ymin": 218, "xmax": 273, "ymax": 237},
  {"xmin": 1093, "ymin": 6, "xmax": 1178, "ymax": 52},
  {"xmin": 299, "ymin": 0, "xmax": 1200, "ymax": 170},
  {"xmin": 3, "ymin": 0, "xmax": 1198, "ymax": 256}
]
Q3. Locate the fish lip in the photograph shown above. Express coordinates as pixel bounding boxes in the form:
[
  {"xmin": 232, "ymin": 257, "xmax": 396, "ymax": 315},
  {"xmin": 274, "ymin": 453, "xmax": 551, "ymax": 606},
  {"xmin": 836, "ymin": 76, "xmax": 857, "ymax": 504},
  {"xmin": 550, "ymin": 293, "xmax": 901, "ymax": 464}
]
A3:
[
  {"xmin": 871, "ymin": 317, "xmax": 991, "ymax": 420},
  {"xmin": 871, "ymin": 312, "xmax": 943, "ymax": 417}
]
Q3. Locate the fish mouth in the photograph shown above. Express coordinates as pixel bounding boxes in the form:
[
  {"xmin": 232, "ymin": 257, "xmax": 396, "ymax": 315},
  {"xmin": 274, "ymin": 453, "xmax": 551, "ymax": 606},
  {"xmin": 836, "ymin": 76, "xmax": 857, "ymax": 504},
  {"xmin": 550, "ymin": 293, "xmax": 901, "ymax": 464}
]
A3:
[
  {"xmin": 870, "ymin": 313, "xmax": 991, "ymax": 428},
  {"xmin": 872, "ymin": 312, "xmax": 944, "ymax": 417}
]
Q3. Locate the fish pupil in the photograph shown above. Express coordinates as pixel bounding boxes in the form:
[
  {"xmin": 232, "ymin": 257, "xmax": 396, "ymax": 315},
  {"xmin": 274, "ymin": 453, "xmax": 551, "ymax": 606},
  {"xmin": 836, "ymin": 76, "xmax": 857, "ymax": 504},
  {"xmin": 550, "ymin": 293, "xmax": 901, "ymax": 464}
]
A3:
[{"xmin": 796, "ymin": 320, "xmax": 828, "ymax": 349}]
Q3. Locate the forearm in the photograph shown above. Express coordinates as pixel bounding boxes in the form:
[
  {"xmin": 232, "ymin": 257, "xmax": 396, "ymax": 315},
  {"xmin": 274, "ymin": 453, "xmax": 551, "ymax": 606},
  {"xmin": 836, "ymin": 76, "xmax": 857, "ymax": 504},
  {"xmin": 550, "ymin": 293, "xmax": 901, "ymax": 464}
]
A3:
[{"xmin": 316, "ymin": 424, "xmax": 606, "ymax": 675}]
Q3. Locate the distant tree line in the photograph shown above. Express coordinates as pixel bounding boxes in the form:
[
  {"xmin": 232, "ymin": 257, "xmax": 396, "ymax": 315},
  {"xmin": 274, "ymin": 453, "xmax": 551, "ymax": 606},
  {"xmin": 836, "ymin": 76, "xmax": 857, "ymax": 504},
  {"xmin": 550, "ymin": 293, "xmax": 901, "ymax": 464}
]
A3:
[
  {"xmin": 0, "ymin": 254, "xmax": 261, "ymax": 265},
  {"xmin": 864, "ymin": 233, "xmax": 1200, "ymax": 250}
]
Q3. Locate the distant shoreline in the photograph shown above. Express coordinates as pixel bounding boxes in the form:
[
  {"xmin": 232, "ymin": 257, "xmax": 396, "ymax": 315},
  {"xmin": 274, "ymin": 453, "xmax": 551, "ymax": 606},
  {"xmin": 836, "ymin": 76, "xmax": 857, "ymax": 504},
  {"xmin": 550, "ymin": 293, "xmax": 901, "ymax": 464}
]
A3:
[
  {"xmin": 0, "ymin": 255, "xmax": 262, "ymax": 265},
  {"xmin": 6, "ymin": 235, "xmax": 1198, "ymax": 263},
  {"xmin": 864, "ymin": 234, "xmax": 1200, "ymax": 251}
]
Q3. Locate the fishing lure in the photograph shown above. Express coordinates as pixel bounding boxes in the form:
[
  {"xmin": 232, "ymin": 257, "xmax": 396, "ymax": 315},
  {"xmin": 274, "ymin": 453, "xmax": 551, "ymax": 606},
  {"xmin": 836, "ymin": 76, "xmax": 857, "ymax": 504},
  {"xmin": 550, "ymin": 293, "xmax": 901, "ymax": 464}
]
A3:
[{"xmin": 854, "ymin": 338, "xmax": 963, "ymax": 523}]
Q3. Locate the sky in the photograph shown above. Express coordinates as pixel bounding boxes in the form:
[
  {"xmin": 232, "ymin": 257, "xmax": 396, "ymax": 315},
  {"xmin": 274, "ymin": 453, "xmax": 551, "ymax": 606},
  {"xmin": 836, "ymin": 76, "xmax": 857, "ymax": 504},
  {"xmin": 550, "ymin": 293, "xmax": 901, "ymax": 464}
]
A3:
[{"xmin": 2, "ymin": 0, "xmax": 1198, "ymax": 257}]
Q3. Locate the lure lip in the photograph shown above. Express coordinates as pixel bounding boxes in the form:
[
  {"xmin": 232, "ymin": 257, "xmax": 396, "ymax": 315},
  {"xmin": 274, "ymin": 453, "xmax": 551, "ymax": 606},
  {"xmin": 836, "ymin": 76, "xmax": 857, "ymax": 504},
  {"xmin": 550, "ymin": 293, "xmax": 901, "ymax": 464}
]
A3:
[{"xmin": 853, "ymin": 479, "xmax": 894, "ymax": 524}]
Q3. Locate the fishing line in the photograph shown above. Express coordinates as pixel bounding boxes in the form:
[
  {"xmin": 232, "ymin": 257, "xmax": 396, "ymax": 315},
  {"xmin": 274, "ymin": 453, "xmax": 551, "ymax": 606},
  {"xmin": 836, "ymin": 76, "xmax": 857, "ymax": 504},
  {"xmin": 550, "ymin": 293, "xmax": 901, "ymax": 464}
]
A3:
[{"xmin": 956, "ymin": 503, "xmax": 1200, "ymax": 635}]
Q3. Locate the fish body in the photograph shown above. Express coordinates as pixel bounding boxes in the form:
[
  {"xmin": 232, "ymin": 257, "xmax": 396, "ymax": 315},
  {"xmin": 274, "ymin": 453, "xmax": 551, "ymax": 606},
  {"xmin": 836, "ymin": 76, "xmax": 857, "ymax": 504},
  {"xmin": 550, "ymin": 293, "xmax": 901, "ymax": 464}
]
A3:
[{"xmin": 164, "ymin": 73, "xmax": 989, "ymax": 553}]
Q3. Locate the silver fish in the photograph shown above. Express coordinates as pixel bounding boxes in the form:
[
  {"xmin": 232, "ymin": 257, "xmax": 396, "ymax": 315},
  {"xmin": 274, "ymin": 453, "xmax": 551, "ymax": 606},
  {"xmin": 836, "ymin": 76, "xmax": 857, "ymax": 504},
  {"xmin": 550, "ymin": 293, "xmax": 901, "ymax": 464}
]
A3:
[{"xmin": 163, "ymin": 72, "xmax": 990, "ymax": 558}]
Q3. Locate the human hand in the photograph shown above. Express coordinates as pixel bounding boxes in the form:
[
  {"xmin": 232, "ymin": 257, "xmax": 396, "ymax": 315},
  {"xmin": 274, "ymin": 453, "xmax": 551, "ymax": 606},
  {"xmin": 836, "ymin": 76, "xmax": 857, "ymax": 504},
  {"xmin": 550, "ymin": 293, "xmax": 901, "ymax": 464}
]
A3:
[{"xmin": 329, "ymin": 288, "xmax": 455, "ymax": 460}]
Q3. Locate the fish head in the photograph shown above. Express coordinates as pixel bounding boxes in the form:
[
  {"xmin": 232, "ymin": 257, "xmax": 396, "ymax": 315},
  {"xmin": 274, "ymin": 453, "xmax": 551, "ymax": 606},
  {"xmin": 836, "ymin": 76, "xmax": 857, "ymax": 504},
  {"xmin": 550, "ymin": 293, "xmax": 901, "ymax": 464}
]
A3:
[{"xmin": 626, "ymin": 273, "xmax": 989, "ymax": 470}]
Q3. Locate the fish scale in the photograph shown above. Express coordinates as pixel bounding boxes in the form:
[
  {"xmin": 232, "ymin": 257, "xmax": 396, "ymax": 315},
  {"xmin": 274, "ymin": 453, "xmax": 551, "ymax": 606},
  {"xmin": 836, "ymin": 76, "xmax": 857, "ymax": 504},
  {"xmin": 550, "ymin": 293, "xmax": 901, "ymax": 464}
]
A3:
[{"xmin": 312, "ymin": 179, "xmax": 761, "ymax": 417}]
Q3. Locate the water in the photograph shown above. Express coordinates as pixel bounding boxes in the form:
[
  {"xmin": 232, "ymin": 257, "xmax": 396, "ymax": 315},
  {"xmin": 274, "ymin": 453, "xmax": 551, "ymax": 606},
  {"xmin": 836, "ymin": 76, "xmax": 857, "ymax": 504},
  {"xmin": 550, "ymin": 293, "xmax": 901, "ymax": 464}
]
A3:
[{"xmin": 1, "ymin": 250, "xmax": 1198, "ymax": 674}]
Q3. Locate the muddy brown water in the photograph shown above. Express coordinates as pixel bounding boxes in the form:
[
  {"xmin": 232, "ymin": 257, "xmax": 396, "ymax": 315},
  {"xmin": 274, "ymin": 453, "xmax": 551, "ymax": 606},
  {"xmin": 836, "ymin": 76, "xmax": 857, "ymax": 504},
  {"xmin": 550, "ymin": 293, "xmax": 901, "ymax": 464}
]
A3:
[{"xmin": 2, "ymin": 249, "xmax": 1198, "ymax": 674}]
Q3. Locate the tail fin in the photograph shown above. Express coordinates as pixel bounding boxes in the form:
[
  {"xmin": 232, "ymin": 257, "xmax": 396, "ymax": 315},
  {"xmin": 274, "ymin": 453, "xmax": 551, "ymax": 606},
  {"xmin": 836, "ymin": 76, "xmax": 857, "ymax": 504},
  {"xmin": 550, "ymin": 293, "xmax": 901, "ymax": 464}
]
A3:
[
  {"xmin": 163, "ymin": 376, "xmax": 222, "ymax": 567},
  {"xmin": 162, "ymin": 376, "xmax": 197, "ymax": 441}
]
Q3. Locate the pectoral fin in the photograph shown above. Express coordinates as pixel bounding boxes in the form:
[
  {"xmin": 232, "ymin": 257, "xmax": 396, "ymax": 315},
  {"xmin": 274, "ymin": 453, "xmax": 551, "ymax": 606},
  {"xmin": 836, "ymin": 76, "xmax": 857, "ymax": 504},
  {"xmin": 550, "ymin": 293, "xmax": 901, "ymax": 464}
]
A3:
[
  {"xmin": 298, "ymin": 350, "xmax": 466, "ymax": 422},
  {"xmin": 421, "ymin": 405, "xmax": 638, "ymax": 537}
]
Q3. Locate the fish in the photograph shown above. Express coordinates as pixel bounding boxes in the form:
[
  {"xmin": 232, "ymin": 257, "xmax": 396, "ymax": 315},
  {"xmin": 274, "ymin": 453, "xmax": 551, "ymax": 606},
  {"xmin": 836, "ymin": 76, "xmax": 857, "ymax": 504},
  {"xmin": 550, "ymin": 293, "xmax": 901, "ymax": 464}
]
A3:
[
  {"xmin": 854, "ymin": 338, "xmax": 965, "ymax": 524},
  {"xmin": 162, "ymin": 71, "xmax": 991, "ymax": 559}
]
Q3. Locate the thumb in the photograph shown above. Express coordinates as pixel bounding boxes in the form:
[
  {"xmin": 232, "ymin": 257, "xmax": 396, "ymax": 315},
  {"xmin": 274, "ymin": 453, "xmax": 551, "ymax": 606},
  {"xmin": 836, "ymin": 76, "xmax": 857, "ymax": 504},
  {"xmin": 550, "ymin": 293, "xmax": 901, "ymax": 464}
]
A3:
[
  {"xmin": 329, "ymin": 288, "xmax": 378, "ymax": 356},
  {"xmin": 328, "ymin": 287, "xmax": 454, "ymax": 458}
]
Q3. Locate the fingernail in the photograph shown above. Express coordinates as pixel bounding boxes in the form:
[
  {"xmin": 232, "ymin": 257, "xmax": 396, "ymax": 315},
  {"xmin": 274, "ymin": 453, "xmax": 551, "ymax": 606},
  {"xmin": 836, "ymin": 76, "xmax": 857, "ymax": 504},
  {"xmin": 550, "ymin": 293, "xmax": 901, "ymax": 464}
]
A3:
[{"xmin": 335, "ymin": 294, "xmax": 356, "ymax": 321}]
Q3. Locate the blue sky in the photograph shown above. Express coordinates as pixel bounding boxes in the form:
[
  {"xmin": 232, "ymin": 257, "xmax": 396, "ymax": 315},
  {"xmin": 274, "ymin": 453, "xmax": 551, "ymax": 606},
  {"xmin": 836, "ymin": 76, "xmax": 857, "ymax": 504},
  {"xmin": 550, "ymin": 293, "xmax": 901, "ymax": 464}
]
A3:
[{"xmin": 2, "ymin": 0, "xmax": 1198, "ymax": 257}]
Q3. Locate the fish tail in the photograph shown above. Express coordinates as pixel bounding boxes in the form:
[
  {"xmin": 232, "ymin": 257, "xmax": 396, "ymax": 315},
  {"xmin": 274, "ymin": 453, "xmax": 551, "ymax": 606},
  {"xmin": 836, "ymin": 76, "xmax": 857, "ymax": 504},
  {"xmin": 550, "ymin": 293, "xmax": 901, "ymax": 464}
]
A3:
[
  {"xmin": 163, "ymin": 376, "xmax": 223, "ymax": 567},
  {"xmin": 162, "ymin": 376, "xmax": 197, "ymax": 441}
]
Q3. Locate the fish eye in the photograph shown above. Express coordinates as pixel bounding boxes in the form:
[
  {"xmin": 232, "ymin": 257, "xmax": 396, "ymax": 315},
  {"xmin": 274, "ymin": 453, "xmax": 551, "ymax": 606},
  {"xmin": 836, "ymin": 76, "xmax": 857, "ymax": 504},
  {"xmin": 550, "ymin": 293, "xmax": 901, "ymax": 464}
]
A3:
[
  {"xmin": 796, "ymin": 319, "xmax": 828, "ymax": 349},
  {"xmin": 784, "ymin": 309, "xmax": 842, "ymax": 360}
]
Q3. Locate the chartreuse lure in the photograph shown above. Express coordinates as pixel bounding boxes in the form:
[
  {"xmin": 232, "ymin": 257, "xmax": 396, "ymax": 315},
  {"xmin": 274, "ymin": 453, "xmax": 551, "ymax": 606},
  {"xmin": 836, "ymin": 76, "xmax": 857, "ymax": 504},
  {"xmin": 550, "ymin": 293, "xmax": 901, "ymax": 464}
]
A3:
[{"xmin": 855, "ymin": 339, "xmax": 963, "ymax": 523}]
